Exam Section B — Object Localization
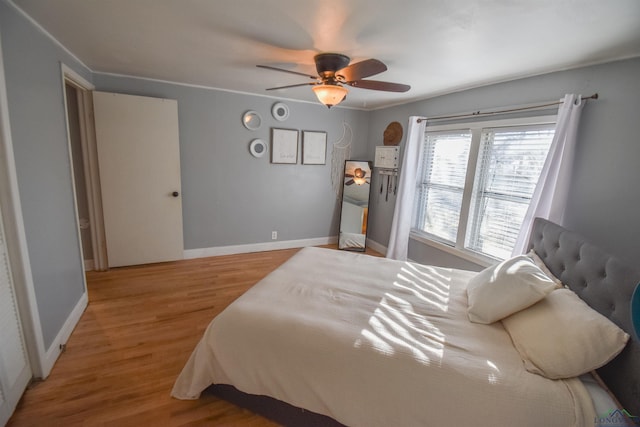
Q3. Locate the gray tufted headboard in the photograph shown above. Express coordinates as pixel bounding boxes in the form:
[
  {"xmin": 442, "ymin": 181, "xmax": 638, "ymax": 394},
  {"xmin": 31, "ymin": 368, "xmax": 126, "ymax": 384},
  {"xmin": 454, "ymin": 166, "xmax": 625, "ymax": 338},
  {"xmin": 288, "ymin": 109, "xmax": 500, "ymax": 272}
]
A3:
[{"xmin": 528, "ymin": 218, "xmax": 640, "ymax": 415}]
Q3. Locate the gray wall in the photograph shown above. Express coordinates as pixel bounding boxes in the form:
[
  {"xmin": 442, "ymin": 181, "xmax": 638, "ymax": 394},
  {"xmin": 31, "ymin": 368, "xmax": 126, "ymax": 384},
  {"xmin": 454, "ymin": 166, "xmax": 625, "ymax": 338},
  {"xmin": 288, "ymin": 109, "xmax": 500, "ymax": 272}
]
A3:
[
  {"xmin": 93, "ymin": 74, "xmax": 370, "ymax": 249},
  {"xmin": 0, "ymin": 0, "xmax": 91, "ymax": 348},
  {"xmin": 367, "ymin": 57, "xmax": 640, "ymax": 269}
]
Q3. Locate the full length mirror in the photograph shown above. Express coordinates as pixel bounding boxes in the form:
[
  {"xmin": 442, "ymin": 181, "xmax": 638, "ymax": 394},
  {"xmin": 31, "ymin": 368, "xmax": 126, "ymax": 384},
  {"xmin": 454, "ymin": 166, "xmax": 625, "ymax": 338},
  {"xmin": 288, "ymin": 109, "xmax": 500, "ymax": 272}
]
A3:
[{"xmin": 339, "ymin": 160, "xmax": 372, "ymax": 251}]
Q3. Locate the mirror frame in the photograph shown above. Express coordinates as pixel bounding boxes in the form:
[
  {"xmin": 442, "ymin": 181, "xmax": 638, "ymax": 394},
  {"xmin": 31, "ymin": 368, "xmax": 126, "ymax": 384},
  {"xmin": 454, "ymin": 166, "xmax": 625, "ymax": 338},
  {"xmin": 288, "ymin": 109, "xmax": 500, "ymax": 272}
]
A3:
[{"xmin": 338, "ymin": 160, "xmax": 373, "ymax": 252}]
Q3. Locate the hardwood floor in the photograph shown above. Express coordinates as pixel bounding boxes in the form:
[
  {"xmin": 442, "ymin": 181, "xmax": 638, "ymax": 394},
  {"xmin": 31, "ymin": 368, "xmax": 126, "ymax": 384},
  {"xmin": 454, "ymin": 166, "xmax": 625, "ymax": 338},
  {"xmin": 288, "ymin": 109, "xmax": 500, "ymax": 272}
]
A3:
[{"xmin": 8, "ymin": 246, "xmax": 380, "ymax": 426}]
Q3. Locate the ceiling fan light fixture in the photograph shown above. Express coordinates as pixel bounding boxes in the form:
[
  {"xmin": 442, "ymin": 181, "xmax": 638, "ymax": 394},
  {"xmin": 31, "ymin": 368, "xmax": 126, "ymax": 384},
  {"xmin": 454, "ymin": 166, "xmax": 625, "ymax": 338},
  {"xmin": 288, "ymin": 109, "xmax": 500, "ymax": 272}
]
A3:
[
  {"xmin": 353, "ymin": 176, "xmax": 367, "ymax": 185},
  {"xmin": 353, "ymin": 168, "xmax": 367, "ymax": 185},
  {"xmin": 312, "ymin": 84, "xmax": 348, "ymax": 108}
]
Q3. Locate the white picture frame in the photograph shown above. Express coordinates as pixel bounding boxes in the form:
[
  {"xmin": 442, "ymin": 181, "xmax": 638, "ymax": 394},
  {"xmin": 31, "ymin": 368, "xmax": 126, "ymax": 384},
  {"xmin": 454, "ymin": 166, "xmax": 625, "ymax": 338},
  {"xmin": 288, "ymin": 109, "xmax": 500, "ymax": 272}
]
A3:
[
  {"xmin": 302, "ymin": 130, "xmax": 327, "ymax": 165},
  {"xmin": 271, "ymin": 128, "xmax": 298, "ymax": 164}
]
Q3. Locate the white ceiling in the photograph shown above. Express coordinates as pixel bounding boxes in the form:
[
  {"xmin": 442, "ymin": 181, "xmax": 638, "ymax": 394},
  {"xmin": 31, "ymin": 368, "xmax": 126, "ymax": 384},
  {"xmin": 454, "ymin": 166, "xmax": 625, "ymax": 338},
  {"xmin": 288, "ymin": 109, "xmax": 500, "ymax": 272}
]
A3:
[{"xmin": 11, "ymin": 0, "xmax": 640, "ymax": 110}]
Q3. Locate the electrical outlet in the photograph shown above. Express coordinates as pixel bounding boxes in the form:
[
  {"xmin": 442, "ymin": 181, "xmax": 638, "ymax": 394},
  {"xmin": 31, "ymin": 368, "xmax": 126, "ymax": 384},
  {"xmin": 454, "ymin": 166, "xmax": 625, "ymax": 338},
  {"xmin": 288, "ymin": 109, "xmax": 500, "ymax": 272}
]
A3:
[{"xmin": 272, "ymin": 231, "xmax": 277, "ymax": 240}]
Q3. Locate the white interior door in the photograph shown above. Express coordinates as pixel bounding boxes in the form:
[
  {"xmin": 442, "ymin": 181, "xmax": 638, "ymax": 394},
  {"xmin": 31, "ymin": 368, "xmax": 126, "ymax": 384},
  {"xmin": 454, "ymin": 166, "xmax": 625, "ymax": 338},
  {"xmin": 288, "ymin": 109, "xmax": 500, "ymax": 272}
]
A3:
[
  {"xmin": 0, "ymin": 203, "xmax": 32, "ymax": 426},
  {"xmin": 93, "ymin": 91, "xmax": 183, "ymax": 268}
]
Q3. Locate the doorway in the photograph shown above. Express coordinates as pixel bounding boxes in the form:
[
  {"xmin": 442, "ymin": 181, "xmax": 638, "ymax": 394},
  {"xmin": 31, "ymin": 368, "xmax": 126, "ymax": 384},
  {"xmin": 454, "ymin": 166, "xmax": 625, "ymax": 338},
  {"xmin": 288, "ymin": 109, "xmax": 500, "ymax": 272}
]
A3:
[
  {"xmin": 61, "ymin": 65, "xmax": 108, "ymax": 271},
  {"xmin": 62, "ymin": 75, "xmax": 184, "ymax": 271},
  {"xmin": 64, "ymin": 83, "xmax": 93, "ymax": 270}
]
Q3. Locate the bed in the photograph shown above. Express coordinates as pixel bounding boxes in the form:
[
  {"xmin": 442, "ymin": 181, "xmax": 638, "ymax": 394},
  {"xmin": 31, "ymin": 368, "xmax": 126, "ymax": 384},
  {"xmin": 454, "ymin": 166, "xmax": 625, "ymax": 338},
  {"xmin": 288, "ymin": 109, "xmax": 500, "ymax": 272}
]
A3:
[{"xmin": 172, "ymin": 218, "xmax": 640, "ymax": 426}]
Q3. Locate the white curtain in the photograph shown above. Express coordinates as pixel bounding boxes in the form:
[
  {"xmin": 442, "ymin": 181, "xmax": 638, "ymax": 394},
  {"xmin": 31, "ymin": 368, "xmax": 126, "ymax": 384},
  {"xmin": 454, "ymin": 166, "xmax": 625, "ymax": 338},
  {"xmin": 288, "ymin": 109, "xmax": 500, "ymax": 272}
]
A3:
[
  {"xmin": 387, "ymin": 116, "xmax": 426, "ymax": 260},
  {"xmin": 512, "ymin": 94, "xmax": 585, "ymax": 255}
]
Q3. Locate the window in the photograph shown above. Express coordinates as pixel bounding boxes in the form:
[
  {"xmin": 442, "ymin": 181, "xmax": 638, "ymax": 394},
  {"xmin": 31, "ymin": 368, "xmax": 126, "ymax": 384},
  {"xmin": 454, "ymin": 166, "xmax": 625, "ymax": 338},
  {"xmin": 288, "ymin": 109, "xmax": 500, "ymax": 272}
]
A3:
[
  {"xmin": 412, "ymin": 116, "xmax": 556, "ymax": 262},
  {"xmin": 414, "ymin": 131, "xmax": 471, "ymax": 244}
]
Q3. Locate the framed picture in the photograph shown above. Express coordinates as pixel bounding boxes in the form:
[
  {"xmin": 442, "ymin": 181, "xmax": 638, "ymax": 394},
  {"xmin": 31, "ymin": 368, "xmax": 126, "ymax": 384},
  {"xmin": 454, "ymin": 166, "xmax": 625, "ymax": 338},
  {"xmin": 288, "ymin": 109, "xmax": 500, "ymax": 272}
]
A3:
[
  {"xmin": 271, "ymin": 128, "xmax": 298, "ymax": 164},
  {"xmin": 302, "ymin": 130, "xmax": 327, "ymax": 165}
]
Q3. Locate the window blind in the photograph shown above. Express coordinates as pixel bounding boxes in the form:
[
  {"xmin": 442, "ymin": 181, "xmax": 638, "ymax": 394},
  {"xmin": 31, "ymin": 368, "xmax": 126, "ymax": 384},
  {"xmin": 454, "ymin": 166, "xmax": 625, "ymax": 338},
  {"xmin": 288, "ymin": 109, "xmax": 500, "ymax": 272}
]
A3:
[
  {"xmin": 414, "ymin": 131, "xmax": 471, "ymax": 243},
  {"xmin": 465, "ymin": 125, "xmax": 555, "ymax": 259}
]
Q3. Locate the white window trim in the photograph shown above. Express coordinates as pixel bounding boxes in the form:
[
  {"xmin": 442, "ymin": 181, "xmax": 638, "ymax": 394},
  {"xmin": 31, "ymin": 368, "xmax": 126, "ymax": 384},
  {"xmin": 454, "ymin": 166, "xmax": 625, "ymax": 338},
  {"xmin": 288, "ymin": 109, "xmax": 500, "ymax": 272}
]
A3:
[{"xmin": 410, "ymin": 114, "xmax": 557, "ymax": 266}]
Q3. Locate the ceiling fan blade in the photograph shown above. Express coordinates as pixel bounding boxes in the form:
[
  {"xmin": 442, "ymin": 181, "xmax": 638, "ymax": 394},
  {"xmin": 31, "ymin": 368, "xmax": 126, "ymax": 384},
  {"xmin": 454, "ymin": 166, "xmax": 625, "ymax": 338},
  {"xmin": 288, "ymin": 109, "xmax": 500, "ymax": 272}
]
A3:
[
  {"xmin": 346, "ymin": 79, "xmax": 411, "ymax": 92},
  {"xmin": 257, "ymin": 64, "xmax": 317, "ymax": 80},
  {"xmin": 266, "ymin": 82, "xmax": 316, "ymax": 91},
  {"xmin": 336, "ymin": 59, "xmax": 387, "ymax": 81},
  {"xmin": 345, "ymin": 180, "xmax": 355, "ymax": 186}
]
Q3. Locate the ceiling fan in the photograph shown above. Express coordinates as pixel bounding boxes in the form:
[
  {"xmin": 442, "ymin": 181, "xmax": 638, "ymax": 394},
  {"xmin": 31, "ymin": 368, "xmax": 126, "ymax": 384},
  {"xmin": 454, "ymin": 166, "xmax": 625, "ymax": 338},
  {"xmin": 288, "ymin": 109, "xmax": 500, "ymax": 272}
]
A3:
[
  {"xmin": 257, "ymin": 53, "xmax": 411, "ymax": 108},
  {"xmin": 345, "ymin": 168, "xmax": 370, "ymax": 186}
]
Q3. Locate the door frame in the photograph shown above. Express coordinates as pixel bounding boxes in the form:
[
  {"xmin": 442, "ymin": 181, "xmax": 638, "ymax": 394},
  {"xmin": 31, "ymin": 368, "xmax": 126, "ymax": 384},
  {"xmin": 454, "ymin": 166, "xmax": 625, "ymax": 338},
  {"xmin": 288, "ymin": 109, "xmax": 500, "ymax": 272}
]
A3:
[{"xmin": 61, "ymin": 64, "xmax": 108, "ymax": 271}]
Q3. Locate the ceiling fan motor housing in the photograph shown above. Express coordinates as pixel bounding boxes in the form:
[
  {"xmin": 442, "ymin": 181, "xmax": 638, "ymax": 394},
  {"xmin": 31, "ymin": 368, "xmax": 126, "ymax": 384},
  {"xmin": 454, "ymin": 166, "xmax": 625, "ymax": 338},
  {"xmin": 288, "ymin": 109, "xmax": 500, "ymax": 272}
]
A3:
[{"xmin": 315, "ymin": 53, "xmax": 350, "ymax": 78}]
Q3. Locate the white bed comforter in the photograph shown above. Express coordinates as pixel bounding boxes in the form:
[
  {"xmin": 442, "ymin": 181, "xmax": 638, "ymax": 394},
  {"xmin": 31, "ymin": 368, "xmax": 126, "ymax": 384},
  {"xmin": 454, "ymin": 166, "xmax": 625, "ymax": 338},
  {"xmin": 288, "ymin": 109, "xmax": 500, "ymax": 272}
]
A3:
[{"xmin": 172, "ymin": 247, "xmax": 595, "ymax": 427}]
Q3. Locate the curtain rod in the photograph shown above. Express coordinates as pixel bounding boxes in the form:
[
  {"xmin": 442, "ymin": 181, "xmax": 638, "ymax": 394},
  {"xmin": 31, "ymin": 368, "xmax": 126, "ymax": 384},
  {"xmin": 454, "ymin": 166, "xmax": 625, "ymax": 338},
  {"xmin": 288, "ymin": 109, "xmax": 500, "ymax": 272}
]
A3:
[{"xmin": 416, "ymin": 93, "xmax": 598, "ymax": 123}]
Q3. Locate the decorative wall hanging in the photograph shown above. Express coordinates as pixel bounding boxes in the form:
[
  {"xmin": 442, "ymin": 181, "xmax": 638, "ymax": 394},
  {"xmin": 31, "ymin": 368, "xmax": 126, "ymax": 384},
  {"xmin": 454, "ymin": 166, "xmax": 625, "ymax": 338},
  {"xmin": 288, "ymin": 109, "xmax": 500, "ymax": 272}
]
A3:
[
  {"xmin": 383, "ymin": 121, "xmax": 403, "ymax": 145},
  {"xmin": 271, "ymin": 128, "xmax": 298, "ymax": 164},
  {"xmin": 249, "ymin": 139, "xmax": 267, "ymax": 158},
  {"xmin": 272, "ymin": 102, "xmax": 290, "ymax": 121},
  {"xmin": 375, "ymin": 146, "xmax": 400, "ymax": 202},
  {"xmin": 331, "ymin": 123, "xmax": 353, "ymax": 199},
  {"xmin": 374, "ymin": 146, "xmax": 400, "ymax": 169},
  {"xmin": 242, "ymin": 110, "xmax": 262, "ymax": 130},
  {"xmin": 302, "ymin": 131, "xmax": 327, "ymax": 165}
]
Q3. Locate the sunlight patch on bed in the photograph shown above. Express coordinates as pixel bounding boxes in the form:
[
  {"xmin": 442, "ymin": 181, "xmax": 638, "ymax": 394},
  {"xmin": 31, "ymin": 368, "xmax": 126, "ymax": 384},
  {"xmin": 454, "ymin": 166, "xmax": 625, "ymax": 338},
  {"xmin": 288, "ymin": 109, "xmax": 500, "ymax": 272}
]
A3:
[
  {"xmin": 393, "ymin": 264, "xmax": 451, "ymax": 312},
  {"xmin": 353, "ymin": 263, "xmax": 453, "ymax": 365},
  {"xmin": 486, "ymin": 360, "xmax": 502, "ymax": 385},
  {"xmin": 393, "ymin": 275, "xmax": 448, "ymax": 311},
  {"xmin": 359, "ymin": 329, "xmax": 395, "ymax": 355},
  {"xmin": 355, "ymin": 294, "xmax": 446, "ymax": 365},
  {"xmin": 355, "ymin": 303, "xmax": 444, "ymax": 364}
]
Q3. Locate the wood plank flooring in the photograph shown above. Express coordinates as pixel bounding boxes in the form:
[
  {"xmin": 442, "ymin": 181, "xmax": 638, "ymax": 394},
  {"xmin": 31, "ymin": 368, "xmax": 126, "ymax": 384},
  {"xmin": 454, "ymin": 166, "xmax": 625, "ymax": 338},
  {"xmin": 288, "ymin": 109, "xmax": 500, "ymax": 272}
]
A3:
[{"xmin": 8, "ymin": 246, "xmax": 380, "ymax": 426}]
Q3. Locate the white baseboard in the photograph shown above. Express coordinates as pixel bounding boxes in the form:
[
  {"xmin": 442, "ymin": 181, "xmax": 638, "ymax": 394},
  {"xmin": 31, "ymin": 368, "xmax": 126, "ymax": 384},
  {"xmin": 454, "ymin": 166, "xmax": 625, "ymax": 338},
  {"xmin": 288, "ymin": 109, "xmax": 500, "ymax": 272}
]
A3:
[
  {"xmin": 366, "ymin": 238, "xmax": 387, "ymax": 256},
  {"xmin": 184, "ymin": 236, "xmax": 339, "ymax": 259},
  {"xmin": 40, "ymin": 291, "xmax": 88, "ymax": 379},
  {"xmin": 84, "ymin": 259, "xmax": 94, "ymax": 271}
]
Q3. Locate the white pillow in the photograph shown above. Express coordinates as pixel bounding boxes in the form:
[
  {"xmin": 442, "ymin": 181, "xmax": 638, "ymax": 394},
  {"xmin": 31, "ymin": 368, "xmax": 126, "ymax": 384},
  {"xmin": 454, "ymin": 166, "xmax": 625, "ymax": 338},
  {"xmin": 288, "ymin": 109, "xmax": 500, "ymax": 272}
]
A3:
[
  {"xmin": 466, "ymin": 255, "xmax": 557, "ymax": 324},
  {"xmin": 526, "ymin": 249, "xmax": 564, "ymax": 287},
  {"xmin": 501, "ymin": 288, "xmax": 629, "ymax": 379}
]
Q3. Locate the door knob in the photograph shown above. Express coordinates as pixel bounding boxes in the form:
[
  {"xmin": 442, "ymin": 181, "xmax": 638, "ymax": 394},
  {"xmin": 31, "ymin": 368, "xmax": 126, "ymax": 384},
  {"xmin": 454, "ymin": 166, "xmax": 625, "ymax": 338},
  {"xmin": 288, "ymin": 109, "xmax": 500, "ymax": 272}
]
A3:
[{"xmin": 172, "ymin": 191, "xmax": 180, "ymax": 197}]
